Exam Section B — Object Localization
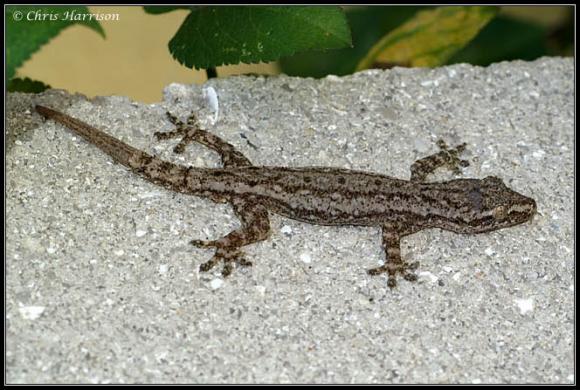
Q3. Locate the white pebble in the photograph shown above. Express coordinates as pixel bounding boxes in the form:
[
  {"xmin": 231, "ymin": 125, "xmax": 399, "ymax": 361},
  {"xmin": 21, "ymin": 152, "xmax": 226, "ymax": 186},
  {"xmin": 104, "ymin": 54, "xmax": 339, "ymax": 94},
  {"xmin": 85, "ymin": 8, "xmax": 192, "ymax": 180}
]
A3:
[
  {"xmin": 418, "ymin": 271, "xmax": 438, "ymax": 283},
  {"xmin": 514, "ymin": 298, "xmax": 534, "ymax": 314},
  {"xmin": 532, "ymin": 149, "xmax": 546, "ymax": 159},
  {"xmin": 19, "ymin": 305, "xmax": 45, "ymax": 320},
  {"xmin": 280, "ymin": 225, "xmax": 293, "ymax": 235},
  {"xmin": 255, "ymin": 285, "xmax": 266, "ymax": 296},
  {"xmin": 210, "ymin": 278, "xmax": 224, "ymax": 290},
  {"xmin": 299, "ymin": 252, "xmax": 312, "ymax": 264}
]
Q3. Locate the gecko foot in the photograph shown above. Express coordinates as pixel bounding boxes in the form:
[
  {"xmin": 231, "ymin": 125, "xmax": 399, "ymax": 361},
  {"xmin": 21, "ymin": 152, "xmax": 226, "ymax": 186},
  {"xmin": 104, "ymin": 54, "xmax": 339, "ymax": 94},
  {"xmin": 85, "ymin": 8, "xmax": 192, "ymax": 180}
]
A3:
[
  {"xmin": 198, "ymin": 247, "xmax": 252, "ymax": 277},
  {"xmin": 436, "ymin": 140, "xmax": 470, "ymax": 174},
  {"xmin": 410, "ymin": 140, "xmax": 470, "ymax": 182},
  {"xmin": 367, "ymin": 261, "xmax": 419, "ymax": 288},
  {"xmin": 154, "ymin": 112, "xmax": 200, "ymax": 154}
]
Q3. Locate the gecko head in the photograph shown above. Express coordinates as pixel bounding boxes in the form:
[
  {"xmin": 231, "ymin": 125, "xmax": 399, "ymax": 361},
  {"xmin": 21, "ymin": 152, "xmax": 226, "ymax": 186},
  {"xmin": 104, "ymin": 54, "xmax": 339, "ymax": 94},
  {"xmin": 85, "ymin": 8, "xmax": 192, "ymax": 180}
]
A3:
[{"xmin": 452, "ymin": 176, "xmax": 537, "ymax": 234}]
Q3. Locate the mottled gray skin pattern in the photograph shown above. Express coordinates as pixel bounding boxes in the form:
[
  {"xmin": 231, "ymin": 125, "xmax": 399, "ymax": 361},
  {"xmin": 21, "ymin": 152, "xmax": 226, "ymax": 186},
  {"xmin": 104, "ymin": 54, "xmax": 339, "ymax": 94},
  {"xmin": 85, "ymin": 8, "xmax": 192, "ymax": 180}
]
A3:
[{"xmin": 35, "ymin": 105, "xmax": 537, "ymax": 288}]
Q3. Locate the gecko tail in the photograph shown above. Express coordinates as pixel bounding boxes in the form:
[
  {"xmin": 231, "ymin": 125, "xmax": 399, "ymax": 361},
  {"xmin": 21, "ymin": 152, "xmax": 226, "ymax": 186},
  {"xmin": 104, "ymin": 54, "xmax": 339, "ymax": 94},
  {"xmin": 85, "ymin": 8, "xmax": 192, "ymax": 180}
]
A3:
[
  {"xmin": 35, "ymin": 104, "xmax": 199, "ymax": 193},
  {"xmin": 35, "ymin": 104, "xmax": 148, "ymax": 169},
  {"xmin": 35, "ymin": 105, "xmax": 60, "ymax": 119}
]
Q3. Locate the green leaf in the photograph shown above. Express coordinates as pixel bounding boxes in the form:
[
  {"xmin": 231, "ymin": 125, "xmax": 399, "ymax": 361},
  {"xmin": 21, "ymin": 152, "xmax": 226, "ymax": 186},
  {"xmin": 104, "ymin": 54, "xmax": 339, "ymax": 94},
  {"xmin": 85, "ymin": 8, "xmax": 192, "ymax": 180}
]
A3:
[
  {"xmin": 280, "ymin": 6, "xmax": 428, "ymax": 78},
  {"xmin": 143, "ymin": 6, "xmax": 191, "ymax": 15},
  {"xmin": 7, "ymin": 77, "xmax": 51, "ymax": 93},
  {"xmin": 168, "ymin": 6, "xmax": 352, "ymax": 70},
  {"xmin": 6, "ymin": 5, "xmax": 105, "ymax": 80},
  {"xmin": 356, "ymin": 6, "xmax": 498, "ymax": 70},
  {"xmin": 448, "ymin": 15, "xmax": 548, "ymax": 66}
]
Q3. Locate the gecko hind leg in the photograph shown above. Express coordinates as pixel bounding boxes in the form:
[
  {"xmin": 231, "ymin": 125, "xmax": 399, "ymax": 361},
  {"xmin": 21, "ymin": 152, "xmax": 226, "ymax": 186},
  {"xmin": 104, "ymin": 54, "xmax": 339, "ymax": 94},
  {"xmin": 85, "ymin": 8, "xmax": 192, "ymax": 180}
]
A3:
[
  {"xmin": 192, "ymin": 198, "xmax": 270, "ymax": 277},
  {"xmin": 367, "ymin": 225, "xmax": 419, "ymax": 288},
  {"xmin": 155, "ymin": 112, "xmax": 252, "ymax": 167},
  {"xmin": 410, "ymin": 140, "xmax": 470, "ymax": 182}
]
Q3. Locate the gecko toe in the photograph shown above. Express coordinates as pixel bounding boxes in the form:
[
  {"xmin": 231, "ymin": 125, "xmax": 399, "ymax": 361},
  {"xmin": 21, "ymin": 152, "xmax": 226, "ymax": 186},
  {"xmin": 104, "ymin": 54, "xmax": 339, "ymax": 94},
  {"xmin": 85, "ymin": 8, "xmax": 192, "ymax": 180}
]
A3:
[
  {"xmin": 367, "ymin": 265, "xmax": 387, "ymax": 275},
  {"xmin": 165, "ymin": 112, "xmax": 182, "ymax": 125},
  {"xmin": 401, "ymin": 261, "xmax": 419, "ymax": 282},
  {"xmin": 221, "ymin": 262, "xmax": 233, "ymax": 277},
  {"xmin": 237, "ymin": 258, "xmax": 253, "ymax": 267},
  {"xmin": 191, "ymin": 239, "xmax": 216, "ymax": 248},
  {"xmin": 407, "ymin": 261, "xmax": 420, "ymax": 271},
  {"xmin": 186, "ymin": 114, "xmax": 198, "ymax": 126},
  {"xmin": 221, "ymin": 256, "xmax": 251, "ymax": 277},
  {"xmin": 436, "ymin": 139, "xmax": 448, "ymax": 149},
  {"xmin": 403, "ymin": 272, "xmax": 418, "ymax": 282},
  {"xmin": 200, "ymin": 257, "xmax": 219, "ymax": 272}
]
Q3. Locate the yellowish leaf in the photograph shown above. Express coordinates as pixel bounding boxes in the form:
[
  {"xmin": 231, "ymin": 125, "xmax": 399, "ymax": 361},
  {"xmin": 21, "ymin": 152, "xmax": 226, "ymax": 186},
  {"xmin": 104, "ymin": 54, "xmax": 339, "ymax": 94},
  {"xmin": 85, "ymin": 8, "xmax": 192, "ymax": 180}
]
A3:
[{"xmin": 356, "ymin": 6, "xmax": 498, "ymax": 70}]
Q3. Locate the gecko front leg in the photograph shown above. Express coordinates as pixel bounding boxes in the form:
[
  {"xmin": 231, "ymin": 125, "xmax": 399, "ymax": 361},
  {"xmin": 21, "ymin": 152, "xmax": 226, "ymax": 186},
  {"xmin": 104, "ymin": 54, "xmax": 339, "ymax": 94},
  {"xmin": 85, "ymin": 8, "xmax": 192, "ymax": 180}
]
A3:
[
  {"xmin": 367, "ymin": 223, "xmax": 420, "ymax": 288},
  {"xmin": 155, "ymin": 112, "xmax": 252, "ymax": 167},
  {"xmin": 155, "ymin": 112, "xmax": 268, "ymax": 276},
  {"xmin": 192, "ymin": 197, "xmax": 271, "ymax": 277},
  {"xmin": 410, "ymin": 140, "xmax": 469, "ymax": 182},
  {"xmin": 369, "ymin": 141, "xmax": 470, "ymax": 287}
]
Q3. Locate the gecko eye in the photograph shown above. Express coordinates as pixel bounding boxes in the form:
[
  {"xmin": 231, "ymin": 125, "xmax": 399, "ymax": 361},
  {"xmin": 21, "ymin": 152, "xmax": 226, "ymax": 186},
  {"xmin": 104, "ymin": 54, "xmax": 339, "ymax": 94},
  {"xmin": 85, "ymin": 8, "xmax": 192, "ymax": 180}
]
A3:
[{"xmin": 492, "ymin": 205, "xmax": 508, "ymax": 220}]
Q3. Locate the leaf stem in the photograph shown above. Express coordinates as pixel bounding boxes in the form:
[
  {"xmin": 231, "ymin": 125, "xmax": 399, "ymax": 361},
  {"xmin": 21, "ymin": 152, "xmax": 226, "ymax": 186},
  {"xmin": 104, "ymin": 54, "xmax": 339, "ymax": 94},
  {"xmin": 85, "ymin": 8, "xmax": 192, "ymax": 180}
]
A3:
[{"xmin": 206, "ymin": 67, "xmax": 217, "ymax": 79}]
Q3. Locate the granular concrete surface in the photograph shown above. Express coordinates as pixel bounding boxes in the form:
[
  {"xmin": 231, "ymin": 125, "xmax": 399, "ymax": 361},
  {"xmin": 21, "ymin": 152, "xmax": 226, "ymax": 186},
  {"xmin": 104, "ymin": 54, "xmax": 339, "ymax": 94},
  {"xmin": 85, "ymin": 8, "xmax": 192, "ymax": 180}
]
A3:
[{"xmin": 6, "ymin": 57, "xmax": 573, "ymax": 384}]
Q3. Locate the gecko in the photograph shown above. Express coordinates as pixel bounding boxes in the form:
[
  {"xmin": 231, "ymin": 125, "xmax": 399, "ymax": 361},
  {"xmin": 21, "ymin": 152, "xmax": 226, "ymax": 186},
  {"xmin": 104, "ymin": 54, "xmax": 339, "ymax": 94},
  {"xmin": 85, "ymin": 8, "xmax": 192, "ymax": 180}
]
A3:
[{"xmin": 34, "ymin": 105, "xmax": 537, "ymax": 288}]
